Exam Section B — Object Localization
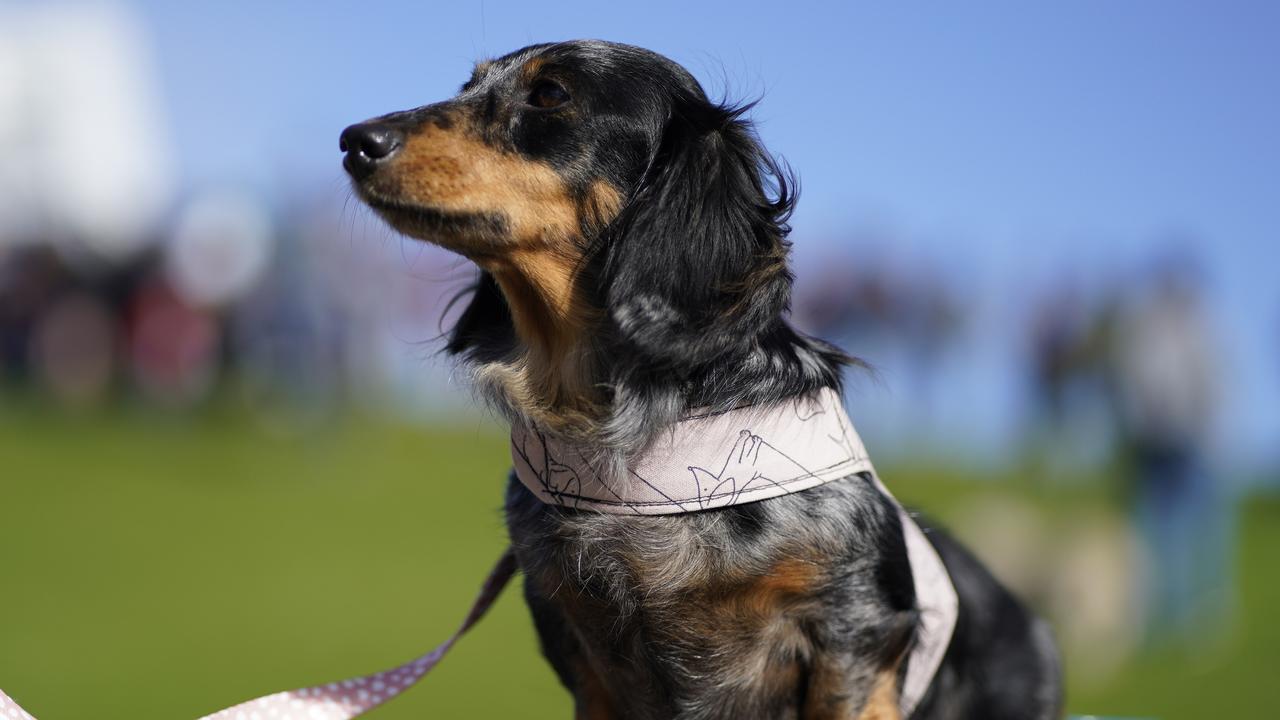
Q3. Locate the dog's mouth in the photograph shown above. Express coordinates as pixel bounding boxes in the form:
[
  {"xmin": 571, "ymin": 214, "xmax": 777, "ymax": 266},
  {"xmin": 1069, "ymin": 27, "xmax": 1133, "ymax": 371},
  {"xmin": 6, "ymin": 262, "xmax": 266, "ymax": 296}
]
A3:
[{"xmin": 357, "ymin": 190, "xmax": 509, "ymax": 253}]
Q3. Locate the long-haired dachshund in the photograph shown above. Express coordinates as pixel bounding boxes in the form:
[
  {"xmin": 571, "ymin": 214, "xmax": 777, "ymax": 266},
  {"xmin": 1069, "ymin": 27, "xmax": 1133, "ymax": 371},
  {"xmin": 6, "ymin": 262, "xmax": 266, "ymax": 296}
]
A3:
[{"xmin": 341, "ymin": 40, "xmax": 1062, "ymax": 720}]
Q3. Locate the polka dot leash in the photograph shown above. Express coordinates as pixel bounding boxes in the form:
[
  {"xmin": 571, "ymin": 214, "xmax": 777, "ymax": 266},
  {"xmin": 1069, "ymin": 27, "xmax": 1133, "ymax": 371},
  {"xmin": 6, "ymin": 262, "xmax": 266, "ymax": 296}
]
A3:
[
  {"xmin": 0, "ymin": 550, "xmax": 517, "ymax": 720},
  {"xmin": 0, "ymin": 690, "xmax": 37, "ymax": 720}
]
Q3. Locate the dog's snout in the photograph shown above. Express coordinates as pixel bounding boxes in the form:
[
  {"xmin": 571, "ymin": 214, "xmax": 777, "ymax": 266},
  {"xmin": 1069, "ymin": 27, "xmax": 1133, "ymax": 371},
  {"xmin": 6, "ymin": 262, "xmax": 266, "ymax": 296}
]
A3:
[{"xmin": 340, "ymin": 123, "xmax": 404, "ymax": 180}]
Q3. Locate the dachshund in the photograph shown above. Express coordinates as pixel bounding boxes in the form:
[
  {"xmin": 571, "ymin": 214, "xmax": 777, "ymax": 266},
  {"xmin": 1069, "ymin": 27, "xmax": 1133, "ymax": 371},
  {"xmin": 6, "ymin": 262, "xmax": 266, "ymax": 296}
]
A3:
[{"xmin": 341, "ymin": 40, "xmax": 1063, "ymax": 720}]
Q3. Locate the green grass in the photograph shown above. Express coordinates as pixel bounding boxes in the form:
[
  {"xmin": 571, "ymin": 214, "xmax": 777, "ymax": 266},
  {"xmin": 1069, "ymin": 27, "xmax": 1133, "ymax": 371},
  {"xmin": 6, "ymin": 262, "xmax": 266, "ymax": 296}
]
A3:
[
  {"xmin": 1, "ymin": 405, "xmax": 1275, "ymax": 718},
  {"xmin": 1064, "ymin": 497, "xmax": 1280, "ymax": 720}
]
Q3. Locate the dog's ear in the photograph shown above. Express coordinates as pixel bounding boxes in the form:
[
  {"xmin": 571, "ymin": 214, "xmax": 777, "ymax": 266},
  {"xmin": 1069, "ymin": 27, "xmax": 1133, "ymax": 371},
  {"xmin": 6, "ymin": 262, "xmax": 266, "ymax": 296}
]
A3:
[
  {"xmin": 446, "ymin": 271, "xmax": 516, "ymax": 362},
  {"xmin": 600, "ymin": 96, "xmax": 796, "ymax": 368}
]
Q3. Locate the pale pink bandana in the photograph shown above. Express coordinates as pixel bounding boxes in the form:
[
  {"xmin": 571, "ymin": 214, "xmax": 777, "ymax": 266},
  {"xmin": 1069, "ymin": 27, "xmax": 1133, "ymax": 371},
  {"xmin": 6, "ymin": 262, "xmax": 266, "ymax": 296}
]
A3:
[{"xmin": 2, "ymin": 389, "xmax": 955, "ymax": 718}]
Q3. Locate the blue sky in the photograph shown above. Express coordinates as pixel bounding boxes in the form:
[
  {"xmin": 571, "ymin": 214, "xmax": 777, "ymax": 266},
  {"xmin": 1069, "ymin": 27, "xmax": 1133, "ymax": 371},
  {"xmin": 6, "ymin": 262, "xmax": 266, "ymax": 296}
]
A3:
[{"xmin": 113, "ymin": 0, "xmax": 1280, "ymax": 470}]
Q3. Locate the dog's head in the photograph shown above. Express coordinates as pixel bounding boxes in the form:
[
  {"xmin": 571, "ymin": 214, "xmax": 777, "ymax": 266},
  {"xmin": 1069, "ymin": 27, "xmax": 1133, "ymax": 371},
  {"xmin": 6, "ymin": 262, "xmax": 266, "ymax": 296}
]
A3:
[{"xmin": 342, "ymin": 40, "xmax": 796, "ymax": 423}]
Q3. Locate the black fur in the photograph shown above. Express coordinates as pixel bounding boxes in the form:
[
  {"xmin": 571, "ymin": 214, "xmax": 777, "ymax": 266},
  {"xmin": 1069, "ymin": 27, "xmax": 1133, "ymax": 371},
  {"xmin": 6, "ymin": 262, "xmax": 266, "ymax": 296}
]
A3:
[{"xmin": 344, "ymin": 39, "xmax": 1063, "ymax": 719}]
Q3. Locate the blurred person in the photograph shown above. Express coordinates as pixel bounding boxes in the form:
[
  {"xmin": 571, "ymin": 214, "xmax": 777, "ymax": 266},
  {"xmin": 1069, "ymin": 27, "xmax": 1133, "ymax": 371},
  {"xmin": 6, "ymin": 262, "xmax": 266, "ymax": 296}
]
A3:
[
  {"xmin": 799, "ymin": 250, "xmax": 976, "ymax": 457},
  {"xmin": 1110, "ymin": 253, "xmax": 1233, "ymax": 645},
  {"xmin": 1022, "ymin": 285, "xmax": 1076, "ymax": 479},
  {"xmin": 0, "ymin": 246, "xmax": 71, "ymax": 385},
  {"xmin": 127, "ymin": 274, "xmax": 222, "ymax": 407},
  {"xmin": 898, "ymin": 267, "xmax": 962, "ymax": 427},
  {"xmin": 1027, "ymin": 283, "xmax": 1084, "ymax": 435},
  {"xmin": 792, "ymin": 250, "xmax": 863, "ymax": 342},
  {"xmin": 1024, "ymin": 279, "xmax": 1125, "ymax": 478},
  {"xmin": 793, "ymin": 248, "xmax": 899, "ymax": 346},
  {"xmin": 30, "ymin": 290, "xmax": 119, "ymax": 407},
  {"xmin": 229, "ymin": 229, "xmax": 344, "ymax": 432}
]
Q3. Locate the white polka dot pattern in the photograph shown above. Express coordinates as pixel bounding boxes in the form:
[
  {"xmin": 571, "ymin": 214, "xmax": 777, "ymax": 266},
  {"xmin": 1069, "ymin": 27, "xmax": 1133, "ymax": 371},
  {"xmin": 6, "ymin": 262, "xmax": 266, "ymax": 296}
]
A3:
[
  {"xmin": 0, "ymin": 551, "xmax": 516, "ymax": 720},
  {"xmin": 0, "ymin": 689, "xmax": 37, "ymax": 720}
]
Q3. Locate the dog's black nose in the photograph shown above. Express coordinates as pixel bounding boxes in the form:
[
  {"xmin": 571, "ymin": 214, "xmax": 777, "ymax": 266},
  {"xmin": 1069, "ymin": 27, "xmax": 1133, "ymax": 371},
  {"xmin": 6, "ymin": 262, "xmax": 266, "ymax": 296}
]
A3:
[{"xmin": 340, "ymin": 123, "xmax": 403, "ymax": 180}]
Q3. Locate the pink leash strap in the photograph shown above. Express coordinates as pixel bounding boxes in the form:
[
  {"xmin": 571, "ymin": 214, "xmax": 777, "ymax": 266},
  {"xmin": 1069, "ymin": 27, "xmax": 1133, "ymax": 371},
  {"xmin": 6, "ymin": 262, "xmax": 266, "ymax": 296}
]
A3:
[{"xmin": 0, "ymin": 549, "xmax": 517, "ymax": 720}]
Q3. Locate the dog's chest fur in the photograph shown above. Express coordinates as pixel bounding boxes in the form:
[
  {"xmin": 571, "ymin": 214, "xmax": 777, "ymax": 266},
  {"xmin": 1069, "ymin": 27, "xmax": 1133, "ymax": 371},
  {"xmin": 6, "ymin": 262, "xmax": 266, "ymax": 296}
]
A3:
[{"xmin": 505, "ymin": 472, "xmax": 919, "ymax": 720}]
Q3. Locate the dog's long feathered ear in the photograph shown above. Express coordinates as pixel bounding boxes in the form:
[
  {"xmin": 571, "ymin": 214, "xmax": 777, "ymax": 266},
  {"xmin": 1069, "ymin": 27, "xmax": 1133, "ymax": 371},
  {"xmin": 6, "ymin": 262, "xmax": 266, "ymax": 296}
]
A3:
[
  {"xmin": 445, "ymin": 271, "xmax": 516, "ymax": 362},
  {"xmin": 601, "ymin": 96, "xmax": 797, "ymax": 368}
]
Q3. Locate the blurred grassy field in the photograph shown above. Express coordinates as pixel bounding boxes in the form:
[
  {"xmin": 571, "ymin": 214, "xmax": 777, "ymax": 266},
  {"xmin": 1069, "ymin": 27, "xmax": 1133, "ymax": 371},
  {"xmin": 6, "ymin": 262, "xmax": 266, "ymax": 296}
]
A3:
[{"xmin": 1, "ymin": 404, "xmax": 1276, "ymax": 718}]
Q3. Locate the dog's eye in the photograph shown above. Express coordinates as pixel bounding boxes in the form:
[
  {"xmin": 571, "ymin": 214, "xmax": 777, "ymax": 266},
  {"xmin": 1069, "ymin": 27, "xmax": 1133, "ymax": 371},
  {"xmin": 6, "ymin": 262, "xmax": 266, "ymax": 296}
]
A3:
[{"xmin": 528, "ymin": 80, "xmax": 570, "ymax": 109}]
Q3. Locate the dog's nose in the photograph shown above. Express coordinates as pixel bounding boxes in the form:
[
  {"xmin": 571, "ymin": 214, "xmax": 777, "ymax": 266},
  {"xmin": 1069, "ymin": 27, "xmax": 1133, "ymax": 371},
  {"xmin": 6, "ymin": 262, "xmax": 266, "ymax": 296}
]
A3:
[{"xmin": 340, "ymin": 123, "xmax": 404, "ymax": 180}]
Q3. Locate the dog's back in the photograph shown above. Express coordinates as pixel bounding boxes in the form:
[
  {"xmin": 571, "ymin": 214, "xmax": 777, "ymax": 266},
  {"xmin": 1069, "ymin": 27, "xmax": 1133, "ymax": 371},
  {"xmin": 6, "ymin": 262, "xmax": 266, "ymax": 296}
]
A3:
[{"xmin": 913, "ymin": 525, "xmax": 1064, "ymax": 719}]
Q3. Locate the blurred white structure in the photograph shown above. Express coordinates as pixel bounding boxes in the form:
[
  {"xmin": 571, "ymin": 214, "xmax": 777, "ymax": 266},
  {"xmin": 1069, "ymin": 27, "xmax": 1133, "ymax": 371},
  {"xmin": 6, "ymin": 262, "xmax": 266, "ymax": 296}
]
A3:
[{"xmin": 0, "ymin": 1, "xmax": 173, "ymax": 258}]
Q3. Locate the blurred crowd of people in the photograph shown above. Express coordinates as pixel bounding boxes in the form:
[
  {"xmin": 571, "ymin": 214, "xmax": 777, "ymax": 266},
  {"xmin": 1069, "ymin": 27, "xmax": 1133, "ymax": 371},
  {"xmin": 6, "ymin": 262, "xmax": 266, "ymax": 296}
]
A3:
[
  {"xmin": 1024, "ymin": 254, "xmax": 1234, "ymax": 647},
  {"xmin": 0, "ymin": 185, "xmax": 1257, "ymax": 662},
  {"xmin": 791, "ymin": 242, "xmax": 1245, "ymax": 664},
  {"xmin": 4, "ymin": 198, "xmax": 1270, "ymax": 703},
  {"xmin": 0, "ymin": 193, "xmax": 474, "ymax": 428},
  {"xmin": 0, "ymin": 0, "xmax": 468, "ymax": 429}
]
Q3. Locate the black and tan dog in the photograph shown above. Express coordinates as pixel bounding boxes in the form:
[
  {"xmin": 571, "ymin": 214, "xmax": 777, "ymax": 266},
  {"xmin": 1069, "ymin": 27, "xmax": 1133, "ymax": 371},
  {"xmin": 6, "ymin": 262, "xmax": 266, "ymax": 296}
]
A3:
[{"xmin": 341, "ymin": 40, "xmax": 1062, "ymax": 720}]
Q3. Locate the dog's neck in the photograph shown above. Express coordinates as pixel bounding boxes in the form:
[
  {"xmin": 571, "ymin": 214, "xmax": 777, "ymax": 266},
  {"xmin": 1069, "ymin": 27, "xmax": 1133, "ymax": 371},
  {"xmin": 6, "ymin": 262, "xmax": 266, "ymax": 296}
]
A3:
[
  {"xmin": 457, "ymin": 250, "xmax": 850, "ymax": 457},
  {"xmin": 483, "ymin": 319, "xmax": 849, "ymax": 461},
  {"xmin": 470, "ymin": 250, "xmax": 605, "ymax": 434},
  {"xmin": 474, "ymin": 248, "xmax": 587, "ymax": 352}
]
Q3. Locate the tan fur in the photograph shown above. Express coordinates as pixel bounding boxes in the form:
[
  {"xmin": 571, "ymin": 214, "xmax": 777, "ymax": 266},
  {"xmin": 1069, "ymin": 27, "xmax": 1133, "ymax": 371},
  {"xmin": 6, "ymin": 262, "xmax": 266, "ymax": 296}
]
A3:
[
  {"xmin": 640, "ymin": 558, "xmax": 821, "ymax": 704},
  {"xmin": 389, "ymin": 120, "xmax": 580, "ymax": 248},
  {"xmin": 799, "ymin": 666, "xmax": 900, "ymax": 720},
  {"xmin": 581, "ymin": 179, "xmax": 623, "ymax": 231},
  {"xmin": 740, "ymin": 558, "xmax": 823, "ymax": 615},
  {"xmin": 520, "ymin": 56, "xmax": 547, "ymax": 84},
  {"xmin": 852, "ymin": 670, "xmax": 902, "ymax": 720},
  {"xmin": 367, "ymin": 111, "xmax": 623, "ymax": 434}
]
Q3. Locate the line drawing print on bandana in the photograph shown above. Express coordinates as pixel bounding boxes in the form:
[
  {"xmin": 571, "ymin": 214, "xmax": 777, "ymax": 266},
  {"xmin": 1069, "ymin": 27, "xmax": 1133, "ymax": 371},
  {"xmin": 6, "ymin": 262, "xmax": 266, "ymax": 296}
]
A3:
[{"xmin": 511, "ymin": 388, "xmax": 872, "ymax": 512}]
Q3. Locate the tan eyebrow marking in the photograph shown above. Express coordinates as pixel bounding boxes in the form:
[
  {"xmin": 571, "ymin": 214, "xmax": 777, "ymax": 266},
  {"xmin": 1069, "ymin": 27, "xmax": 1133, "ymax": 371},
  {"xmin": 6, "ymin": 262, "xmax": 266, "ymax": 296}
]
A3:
[{"xmin": 519, "ymin": 55, "xmax": 546, "ymax": 84}]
